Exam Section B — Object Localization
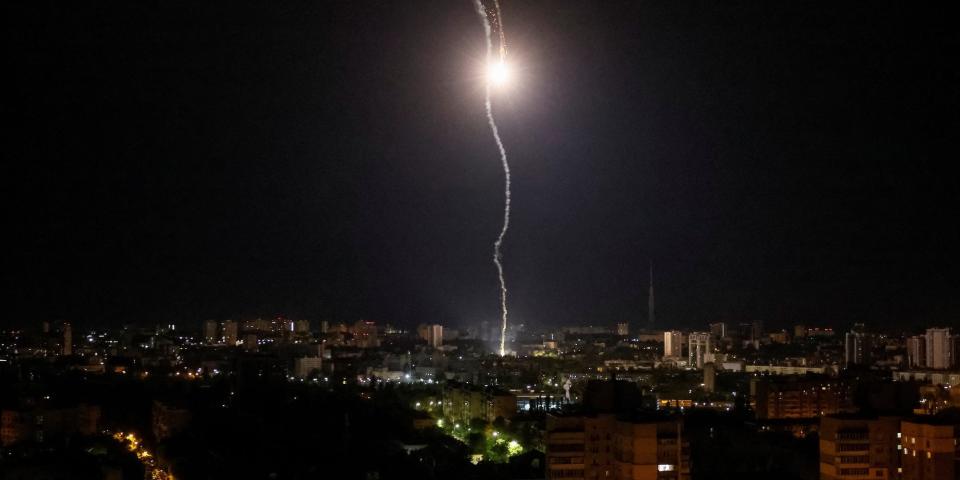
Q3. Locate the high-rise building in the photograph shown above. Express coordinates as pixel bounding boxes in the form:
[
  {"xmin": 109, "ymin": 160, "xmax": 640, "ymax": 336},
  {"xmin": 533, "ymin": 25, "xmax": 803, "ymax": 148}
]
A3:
[
  {"xmin": 203, "ymin": 320, "xmax": 219, "ymax": 344},
  {"xmin": 907, "ymin": 336, "xmax": 926, "ymax": 368},
  {"xmin": 616, "ymin": 322, "xmax": 629, "ymax": 336},
  {"xmin": 752, "ymin": 321, "xmax": 764, "ymax": 344},
  {"xmin": 270, "ymin": 316, "xmax": 288, "ymax": 335},
  {"xmin": 352, "ymin": 320, "xmax": 379, "ymax": 348},
  {"xmin": 688, "ymin": 332, "xmax": 711, "ymax": 369},
  {"xmin": 819, "ymin": 415, "xmax": 901, "ymax": 480},
  {"xmin": 794, "ymin": 325, "xmax": 808, "ymax": 339},
  {"xmin": 62, "ymin": 322, "xmax": 72, "ymax": 356},
  {"xmin": 293, "ymin": 319, "xmax": 310, "ymax": 335},
  {"xmin": 844, "ymin": 326, "xmax": 873, "ymax": 367},
  {"xmin": 545, "ymin": 413, "xmax": 690, "ymax": 480},
  {"xmin": 901, "ymin": 417, "xmax": 960, "ymax": 480},
  {"xmin": 709, "ymin": 322, "xmax": 726, "ymax": 340},
  {"xmin": 703, "ymin": 363, "xmax": 716, "ymax": 393},
  {"xmin": 925, "ymin": 328, "xmax": 952, "ymax": 370},
  {"xmin": 222, "ymin": 320, "xmax": 238, "ymax": 346},
  {"xmin": 418, "ymin": 324, "xmax": 443, "ymax": 349},
  {"xmin": 294, "ymin": 356, "xmax": 323, "ymax": 378},
  {"xmin": 664, "ymin": 331, "xmax": 683, "ymax": 358}
]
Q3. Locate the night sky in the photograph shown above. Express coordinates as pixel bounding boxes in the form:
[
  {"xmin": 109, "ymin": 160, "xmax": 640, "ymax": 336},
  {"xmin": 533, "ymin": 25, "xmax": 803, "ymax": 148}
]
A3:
[{"xmin": 4, "ymin": 1, "xmax": 959, "ymax": 332}]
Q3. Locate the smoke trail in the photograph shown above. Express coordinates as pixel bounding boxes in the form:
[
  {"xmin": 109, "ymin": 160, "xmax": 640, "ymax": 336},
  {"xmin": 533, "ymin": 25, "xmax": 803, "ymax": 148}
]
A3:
[{"xmin": 472, "ymin": 0, "xmax": 511, "ymax": 357}]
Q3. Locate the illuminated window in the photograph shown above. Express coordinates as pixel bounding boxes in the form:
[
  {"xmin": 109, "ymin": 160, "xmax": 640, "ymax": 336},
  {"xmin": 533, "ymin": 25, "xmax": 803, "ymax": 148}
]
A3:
[
  {"xmin": 657, "ymin": 464, "xmax": 675, "ymax": 472},
  {"xmin": 927, "ymin": 452, "xmax": 932, "ymax": 459}
]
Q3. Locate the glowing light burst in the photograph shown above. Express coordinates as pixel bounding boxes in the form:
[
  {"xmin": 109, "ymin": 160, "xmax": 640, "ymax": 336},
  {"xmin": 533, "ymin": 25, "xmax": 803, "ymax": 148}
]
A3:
[
  {"xmin": 488, "ymin": 60, "xmax": 511, "ymax": 86},
  {"xmin": 473, "ymin": 0, "xmax": 512, "ymax": 357}
]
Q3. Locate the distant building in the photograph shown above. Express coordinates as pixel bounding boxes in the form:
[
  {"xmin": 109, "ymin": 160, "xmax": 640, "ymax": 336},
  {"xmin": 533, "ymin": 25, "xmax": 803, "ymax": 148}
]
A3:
[
  {"xmin": 418, "ymin": 324, "xmax": 443, "ymax": 349},
  {"xmin": 893, "ymin": 370, "xmax": 960, "ymax": 386},
  {"xmin": 62, "ymin": 322, "xmax": 72, "ymax": 356},
  {"xmin": 751, "ymin": 377, "xmax": 855, "ymax": 420},
  {"xmin": 293, "ymin": 319, "xmax": 310, "ymax": 335},
  {"xmin": 907, "ymin": 336, "xmax": 926, "ymax": 368},
  {"xmin": 687, "ymin": 332, "xmax": 710, "ymax": 368},
  {"xmin": 664, "ymin": 331, "xmax": 683, "ymax": 358},
  {"xmin": 442, "ymin": 382, "xmax": 516, "ymax": 424},
  {"xmin": 901, "ymin": 416, "xmax": 960, "ymax": 480},
  {"xmin": 242, "ymin": 318, "xmax": 273, "ymax": 334},
  {"xmin": 352, "ymin": 320, "xmax": 379, "ymax": 348},
  {"xmin": 294, "ymin": 356, "xmax": 323, "ymax": 378},
  {"xmin": 242, "ymin": 333, "xmax": 258, "ymax": 351},
  {"xmin": 270, "ymin": 316, "xmax": 289, "ymax": 335},
  {"xmin": 808, "ymin": 328, "xmax": 836, "ymax": 337},
  {"xmin": 819, "ymin": 415, "xmax": 901, "ymax": 480},
  {"xmin": 152, "ymin": 401, "xmax": 190, "ymax": 442},
  {"xmin": 844, "ymin": 326, "xmax": 873, "ymax": 367},
  {"xmin": 0, "ymin": 403, "xmax": 100, "ymax": 446},
  {"xmin": 223, "ymin": 320, "xmax": 238, "ymax": 346},
  {"xmin": 545, "ymin": 413, "xmax": 690, "ymax": 480},
  {"xmin": 769, "ymin": 330, "xmax": 790, "ymax": 344},
  {"xmin": 616, "ymin": 322, "xmax": 629, "ymax": 336},
  {"xmin": 744, "ymin": 365, "xmax": 825, "ymax": 376},
  {"xmin": 203, "ymin": 320, "xmax": 219, "ymax": 344},
  {"xmin": 709, "ymin": 322, "xmax": 727, "ymax": 339},
  {"xmin": 925, "ymin": 328, "xmax": 952, "ymax": 370},
  {"xmin": 703, "ymin": 363, "xmax": 716, "ymax": 393},
  {"xmin": 794, "ymin": 325, "xmax": 808, "ymax": 339}
]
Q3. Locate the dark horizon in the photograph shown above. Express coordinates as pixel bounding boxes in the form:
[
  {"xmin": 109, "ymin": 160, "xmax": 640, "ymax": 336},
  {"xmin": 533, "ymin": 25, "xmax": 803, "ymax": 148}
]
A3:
[{"xmin": 4, "ymin": 1, "xmax": 959, "ymax": 332}]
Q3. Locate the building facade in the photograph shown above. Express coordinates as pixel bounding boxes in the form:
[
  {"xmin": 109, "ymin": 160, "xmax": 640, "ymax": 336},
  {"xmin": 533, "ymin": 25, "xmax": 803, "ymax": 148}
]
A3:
[
  {"xmin": 442, "ymin": 383, "xmax": 517, "ymax": 424},
  {"xmin": 925, "ymin": 328, "xmax": 952, "ymax": 370},
  {"xmin": 819, "ymin": 416, "xmax": 901, "ymax": 480},
  {"xmin": 223, "ymin": 320, "xmax": 238, "ymax": 346},
  {"xmin": 900, "ymin": 419, "xmax": 960, "ymax": 480},
  {"xmin": 663, "ymin": 331, "xmax": 683, "ymax": 359},
  {"xmin": 907, "ymin": 336, "xmax": 926, "ymax": 369},
  {"xmin": 687, "ymin": 333, "xmax": 710, "ymax": 369},
  {"xmin": 752, "ymin": 377, "xmax": 855, "ymax": 420},
  {"xmin": 418, "ymin": 324, "xmax": 443, "ymax": 349},
  {"xmin": 1, "ymin": 404, "xmax": 100, "ymax": 446},
  {"xmin": 844, "ymin": 330, "xmax": 873, "ymax": 367},
  {"xmin": 546, "ymin": 413, "xmax": 690, "ymax": 480},
  {"xmin": 204, "ymin": 320, "xmax": 219, "ymax": 344}
]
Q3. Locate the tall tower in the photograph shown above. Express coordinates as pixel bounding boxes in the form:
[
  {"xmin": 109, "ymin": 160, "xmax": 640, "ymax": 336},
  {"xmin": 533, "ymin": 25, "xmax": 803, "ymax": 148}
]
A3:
[
  {"xmin": 647, "ymin": 262, "xmax": 655, "ymax": 328},
  {"xmin": 62, "ymin": 322, "xmax": 72, "ymax": 356}
]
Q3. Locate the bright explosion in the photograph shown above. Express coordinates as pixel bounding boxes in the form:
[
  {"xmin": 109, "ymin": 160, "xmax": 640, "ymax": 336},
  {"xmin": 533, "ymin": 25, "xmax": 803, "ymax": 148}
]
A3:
[{"xmin": 488, "ymin": 61, "xmax": 510, "ymax": 86}]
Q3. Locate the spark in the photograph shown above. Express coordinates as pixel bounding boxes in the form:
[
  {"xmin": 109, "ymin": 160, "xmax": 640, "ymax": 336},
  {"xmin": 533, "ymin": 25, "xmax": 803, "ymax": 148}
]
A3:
[{"xmin": 473, "ymin": 0, "xmax": 512, "ymax": 357}]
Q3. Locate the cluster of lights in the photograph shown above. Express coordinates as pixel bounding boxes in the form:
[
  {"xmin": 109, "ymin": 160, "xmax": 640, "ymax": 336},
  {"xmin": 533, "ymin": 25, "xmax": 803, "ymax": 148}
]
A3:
[{"xmin": 110, "ymin": 431, "xmax": 174, "ymax": 480}]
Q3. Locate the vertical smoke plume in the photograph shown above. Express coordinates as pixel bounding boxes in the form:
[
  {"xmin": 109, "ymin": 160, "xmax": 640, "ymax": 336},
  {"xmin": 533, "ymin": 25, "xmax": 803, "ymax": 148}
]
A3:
[{"xmin": 472, "ymin": 0, "xmax": 511, "ymax": 357}]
